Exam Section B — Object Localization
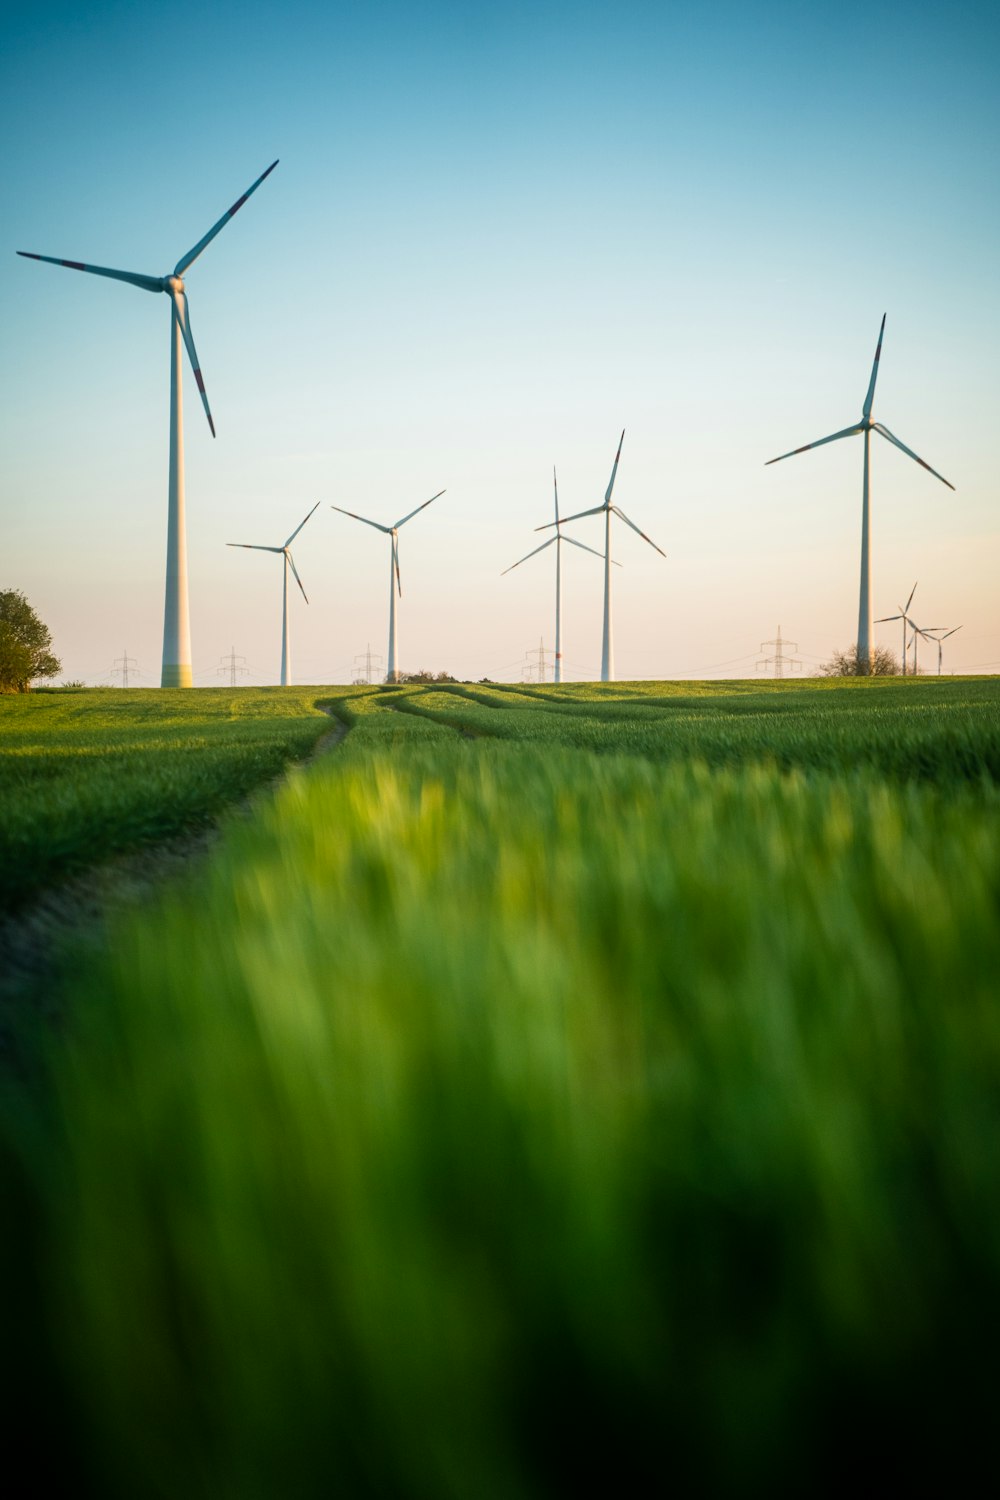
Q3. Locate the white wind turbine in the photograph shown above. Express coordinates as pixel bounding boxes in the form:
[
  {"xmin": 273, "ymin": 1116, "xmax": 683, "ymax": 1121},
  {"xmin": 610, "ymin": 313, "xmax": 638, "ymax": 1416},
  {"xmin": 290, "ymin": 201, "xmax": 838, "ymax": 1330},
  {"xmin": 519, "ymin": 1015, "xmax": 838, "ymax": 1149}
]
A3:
[
  {"xmin": 919, "ymin": 625, "xmax": 962, "ymax": 676},
  {"xmin": 906, "ymin": 607, "xmax": 951, "ymax": 676},
  {"xmin": 18, "ymin": 160, "xmax": 279, "ymax": 688},
  {"xmin": 766, "ymin": 316, "xmax": 955, "ymax": 675},
  {"xmin": 537, "ymin": 431, "xmax": 665, "ymax": 682},
  {"xmin": 876, "ymin": 581, "xmax": 919, "ymax": 676},
  {"xmin": 501, "ymin": 467, "xmax": 608, "ymax": 684},
  {"xmin": 332, "ymin": 491, "xmax": 445, "ymax": 682},
  {"xmin": 228, "ymin": 503, "xmax": 319, "ymax": 686}
]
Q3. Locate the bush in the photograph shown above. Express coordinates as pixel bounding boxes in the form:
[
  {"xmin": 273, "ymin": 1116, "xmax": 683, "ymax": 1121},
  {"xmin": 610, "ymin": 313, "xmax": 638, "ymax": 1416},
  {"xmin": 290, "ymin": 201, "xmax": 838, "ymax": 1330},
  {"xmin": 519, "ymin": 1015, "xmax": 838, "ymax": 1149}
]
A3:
[{"xmin": 821, "ymin": 643, "xmax": 900, "ymax": 676}]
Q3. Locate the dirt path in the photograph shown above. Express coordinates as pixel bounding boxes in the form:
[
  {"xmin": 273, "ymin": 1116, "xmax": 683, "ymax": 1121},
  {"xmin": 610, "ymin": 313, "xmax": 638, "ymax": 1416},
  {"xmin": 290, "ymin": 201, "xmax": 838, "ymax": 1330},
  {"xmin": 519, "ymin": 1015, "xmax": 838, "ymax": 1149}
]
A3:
[{"xmin": 0, "ymin": 711, "xmax": 349, "ymax": 1074}]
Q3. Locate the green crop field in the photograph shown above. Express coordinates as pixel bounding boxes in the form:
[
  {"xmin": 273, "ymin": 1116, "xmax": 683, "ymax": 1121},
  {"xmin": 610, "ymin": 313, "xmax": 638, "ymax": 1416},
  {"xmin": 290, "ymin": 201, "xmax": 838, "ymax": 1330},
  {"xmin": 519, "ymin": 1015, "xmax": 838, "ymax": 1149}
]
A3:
[
  {"xmin": 3, "ymin": 678, "xmax": 1000, "ymax": 1495},
  {"xmin": 0, "ymin": 687, "xmax": 334, "ymax": 911}
]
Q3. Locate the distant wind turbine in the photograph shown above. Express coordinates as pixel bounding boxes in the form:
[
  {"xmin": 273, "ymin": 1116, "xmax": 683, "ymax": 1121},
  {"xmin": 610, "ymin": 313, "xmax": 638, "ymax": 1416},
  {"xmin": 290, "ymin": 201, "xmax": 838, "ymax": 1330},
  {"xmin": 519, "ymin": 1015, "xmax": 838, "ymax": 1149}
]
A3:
[
  {"xmin": 876, "ymin": 581, "xmax": 919, "ymax": 676},
  {"xmin": 502, "ymin": 467, "xmax": 608, "ymax": 684},
  {"xmin": 18, "ymin": 160, "xmax": 279, "ymax": 687},
  {"xmin": 907, "ymin": 611, "xmax": 951, "ymax": 676},
  {"xmin": 537, "ymin": 431, "xmax": 665, "ymax": 682},
  {"xmin": 920, "ymin": 625, "xmax": 962, "ymax": 676},
  {"xmin": 332, "ymin": 491, "xmax": 445, "ymax": 682},
  {"xmin": 228, "ymin": 503, "xmax": 319, "ymax": 686},
  {"xmin": 766, "ymin": 316, "xmax": 955, "ymax": 675}
]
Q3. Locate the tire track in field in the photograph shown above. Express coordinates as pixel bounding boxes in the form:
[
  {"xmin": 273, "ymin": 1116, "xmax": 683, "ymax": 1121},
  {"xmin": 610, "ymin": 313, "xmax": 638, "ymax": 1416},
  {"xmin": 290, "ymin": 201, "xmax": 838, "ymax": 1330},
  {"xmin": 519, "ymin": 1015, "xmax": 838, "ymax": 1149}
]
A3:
[{"xmin": 0, "ymin": 708, "xmax": 350, "ymax": 1075}]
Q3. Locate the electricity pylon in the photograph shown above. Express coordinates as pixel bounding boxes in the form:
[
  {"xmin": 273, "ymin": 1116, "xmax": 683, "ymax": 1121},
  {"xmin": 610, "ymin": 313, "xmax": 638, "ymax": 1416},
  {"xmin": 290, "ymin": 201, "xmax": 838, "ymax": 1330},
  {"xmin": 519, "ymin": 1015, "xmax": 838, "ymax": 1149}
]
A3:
[{"xmin": 757, "ymin": 626, "xmax": 802, "ymax": 680}]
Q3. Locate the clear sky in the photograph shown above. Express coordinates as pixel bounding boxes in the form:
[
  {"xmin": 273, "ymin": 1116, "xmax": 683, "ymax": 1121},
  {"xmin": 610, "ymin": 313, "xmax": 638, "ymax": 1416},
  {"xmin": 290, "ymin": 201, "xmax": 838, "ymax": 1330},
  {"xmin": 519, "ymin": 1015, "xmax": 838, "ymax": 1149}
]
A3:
[{"xmin": 3, "ymin": 0, "xmax": 998, "ymax": 684}]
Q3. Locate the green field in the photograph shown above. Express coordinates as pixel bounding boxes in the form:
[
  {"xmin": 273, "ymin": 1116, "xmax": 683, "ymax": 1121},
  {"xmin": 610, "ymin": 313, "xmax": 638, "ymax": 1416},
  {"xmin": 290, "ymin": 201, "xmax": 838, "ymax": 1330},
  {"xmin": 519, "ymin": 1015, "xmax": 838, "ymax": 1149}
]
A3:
[
  {"xmin": 0, "ymin": 687, "xmax": 333, "ymax": 910},
  {"xmin": 3, "ymin": 678, "xmax": 1000, "ymax": 1495}
]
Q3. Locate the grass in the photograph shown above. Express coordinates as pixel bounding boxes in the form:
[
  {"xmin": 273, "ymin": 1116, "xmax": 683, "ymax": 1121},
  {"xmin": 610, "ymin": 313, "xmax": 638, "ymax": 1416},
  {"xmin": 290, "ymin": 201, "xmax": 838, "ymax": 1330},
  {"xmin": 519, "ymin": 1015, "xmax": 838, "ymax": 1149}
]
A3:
[
  {"xmin": 3, "ymin": 677, "xmax": 1000, "ymax": 1494},
  {"xmin": 0, "ymin": 687, "xmax": 334, "ymax": 911},
  {"xmin": 385, "ymin": 674, "xmax": 1000, "ymax": 783}
]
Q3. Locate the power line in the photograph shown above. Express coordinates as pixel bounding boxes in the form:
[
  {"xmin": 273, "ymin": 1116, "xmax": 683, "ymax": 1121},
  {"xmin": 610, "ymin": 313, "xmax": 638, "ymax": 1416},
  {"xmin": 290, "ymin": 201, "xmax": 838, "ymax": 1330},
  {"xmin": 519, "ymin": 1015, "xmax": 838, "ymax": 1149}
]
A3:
[
  {"xmin": 757, "ymin": 626, "xmax": 803, "ymax": 680},
  {"xmin": 352, "ymin": 643, "xmax": 384, "ymax": 685},
  {"xmin": 111, "ymin": 649, "xmax": 139, "ymax": 687},
  {"xmin": 218, "ymin": 647, "xmax": 249, "ymax": 687},
  {"xmin": 522, "ymin": 637, "xmax": 555, "ymax": 684}
]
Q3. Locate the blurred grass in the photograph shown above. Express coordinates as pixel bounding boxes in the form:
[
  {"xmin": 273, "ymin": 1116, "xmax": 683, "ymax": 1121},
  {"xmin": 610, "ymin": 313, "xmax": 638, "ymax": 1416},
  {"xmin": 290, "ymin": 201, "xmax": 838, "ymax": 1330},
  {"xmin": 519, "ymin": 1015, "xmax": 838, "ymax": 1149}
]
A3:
[
  {"xmin": 0, "ymin": 687, "xmax": 335, "ymax": 910},
  {"xmin": 4, "ymin": 678, "xmax": 996, "ymax": 1495}
]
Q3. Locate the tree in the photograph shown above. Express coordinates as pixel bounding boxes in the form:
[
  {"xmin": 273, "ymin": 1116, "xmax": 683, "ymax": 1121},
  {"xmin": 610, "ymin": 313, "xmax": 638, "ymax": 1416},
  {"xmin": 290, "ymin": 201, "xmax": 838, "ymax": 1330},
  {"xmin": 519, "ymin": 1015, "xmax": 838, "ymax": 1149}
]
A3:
[
  {"xmin": 0, "ymin": 591, "xmax": 61, "ymax": 693},
  {"xmin": 820, "ymin": 642, "xmax": 900, "ymax": 677}
]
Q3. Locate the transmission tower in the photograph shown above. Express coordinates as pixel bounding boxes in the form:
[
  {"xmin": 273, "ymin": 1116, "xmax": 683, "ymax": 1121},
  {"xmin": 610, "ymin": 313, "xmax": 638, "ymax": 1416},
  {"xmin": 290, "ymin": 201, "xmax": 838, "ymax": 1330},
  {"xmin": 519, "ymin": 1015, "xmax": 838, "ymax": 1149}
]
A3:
[
  {"xmin": 523, "ymin": 637, "xmax": 555, "ymax": 684},
  {"xmin": 353, "ymin": 643, "xmax": 385, "ymax": 685},
  {"xmin": 218, "ymin": 647, "xmax": 249, "ymax": 687},
  {"xmin": 757, "ymin": 626, "xmax": 802, "ymax": 680},
  {"xmin": 112, "ymin": 649, "xmax": 139, "ymax": 687}
]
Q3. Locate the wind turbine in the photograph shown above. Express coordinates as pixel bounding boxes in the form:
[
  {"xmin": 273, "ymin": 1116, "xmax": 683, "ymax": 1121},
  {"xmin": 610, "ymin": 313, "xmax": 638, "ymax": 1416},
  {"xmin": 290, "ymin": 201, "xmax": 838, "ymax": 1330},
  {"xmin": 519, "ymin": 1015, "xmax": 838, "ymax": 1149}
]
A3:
[
  {"xmin": 537, "ymin": 431, "xmax": 665, "ymax": 682},
  {"xmin": 228, "ymin": 503, "xmax": 319, "ymax": 686},
  {"xmin": 18, "ymin": 160, "xmax": 279, "ymax": 688},
  {"xmin": 501, "ymin": 467, "xmax": 608, "ymax": 684},
  {"xmin": 331, "ymin": 490, "xmax": 445, "ymax": 682},
  {"xmin": 876, "ymin": 581, "xmax": 919, "ymax": 676},
  {"xmin": 765, "ymin": 316, "xmax": 955, "ymax": 675},
  {"xmin": 907, "ymin": 608, "xmax": 951, "ymax": 676},
  {"xmin": 920, "ymin": 625, "xmax": 962, "ymax": 676}
]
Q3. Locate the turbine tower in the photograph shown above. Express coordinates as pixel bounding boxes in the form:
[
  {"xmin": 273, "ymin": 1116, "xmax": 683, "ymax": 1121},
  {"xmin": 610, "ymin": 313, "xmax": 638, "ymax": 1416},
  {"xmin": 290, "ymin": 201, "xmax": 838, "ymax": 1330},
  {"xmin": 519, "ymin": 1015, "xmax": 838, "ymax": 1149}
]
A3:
[
  {"xmin": 228, "ymin": 503, "xmax": 319, "ymax": 686},
  {"xmin": 18, "ymin": 160, "xmax": 279, "ymax": 687},
  {"xmin": 765, "ymin": 316, "xmax": 955, "ymax": 675},
  {"xmin": 538, "ymin": 431, "xmax": 665, "ymax": 682},
  {"xmin": 501, "ymin": 466, "xmax": 606, "ymax": 684},
  {"xmin": 876, "ymin": 581, "xmax": 919, "ymax": 676},
  {"xmin": 332, "ymin": 491, "xmax": 445, "ymax": 683}
]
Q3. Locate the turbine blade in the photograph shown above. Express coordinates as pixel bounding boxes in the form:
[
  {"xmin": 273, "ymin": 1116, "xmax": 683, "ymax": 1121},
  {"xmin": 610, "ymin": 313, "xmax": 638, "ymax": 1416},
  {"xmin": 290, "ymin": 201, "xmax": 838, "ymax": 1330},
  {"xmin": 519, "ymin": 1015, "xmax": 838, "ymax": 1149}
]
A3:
[
  {"xmin": 536, "ymin": 503, "xmax": 605, "ymax": 531},
  {"xmin": 393, "ymin": 534, "xmax": 402, "ymax": 596},
  {"xmin": 905, "ymin": 580, "xmax": 918, "ymax": 613},
  {"xmin": 171, "ymin": 289, "xmax": 215, "ymax": 436},
  {"xmin": 561, "ymin": 534, "xmax": 614, "ymax": 563},
  {"xmin": 227, "ymin": 543, "xmax": 282, "ymax": 552},
  {"xmin": 872, "ymin": 423, "xmax": 955, "ymax": 490},
  {"xmin": 330, "ymin": 505, "xmax": 390, "ymax": 534},
  {"xmin": 553, "ymin": 466, "xmax": 560, "ymax": 527},
  {"xmin": 605, "ymin": 429, "xmax": 625, "ymax": 504},
  {"xmin": 862, "ymin": 313, "xmax": 886, "ymax": 419},
  {"xmin": 174, "ymin": 160, "xmax": 279, "ymax": 276},
  {"xmin": 394, "ymin": 489, "xmax": 446, "ymax": 529},
  {"xmin": 286, "ymin": 549, "xmax": 308, "ymax": 604},
  {"xmin": 765, "ymin": 424, "xmax": 862, "ymax": 466},
  {"xmin": 17, "ymin": 251, "xmax": 162, "ymax": 294},
  {"xmin": 611, "ymin": 506, "xmax": 666, "ymax": 558},
  {"xmin": 875, "ymin": 614, "xmax": 903, "ymax": 623},
  {"xmin": 501, "ymin": 537, "xmax": 556, "ymax": 575},
  {"xmin": 285, "ymin": 501, "xmax": 320, "ymax": 547},
  {"xmin": 942, "ymin": 626, "xmax": 962, "ymax": 640}
]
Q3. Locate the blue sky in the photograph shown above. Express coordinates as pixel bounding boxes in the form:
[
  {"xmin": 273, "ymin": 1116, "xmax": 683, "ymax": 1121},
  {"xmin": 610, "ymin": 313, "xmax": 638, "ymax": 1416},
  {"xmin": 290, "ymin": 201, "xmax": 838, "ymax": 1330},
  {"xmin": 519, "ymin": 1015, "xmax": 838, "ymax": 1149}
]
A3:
[{"xmin": 3, "ymin": 0, "xmax": 998, "ymax": 682}]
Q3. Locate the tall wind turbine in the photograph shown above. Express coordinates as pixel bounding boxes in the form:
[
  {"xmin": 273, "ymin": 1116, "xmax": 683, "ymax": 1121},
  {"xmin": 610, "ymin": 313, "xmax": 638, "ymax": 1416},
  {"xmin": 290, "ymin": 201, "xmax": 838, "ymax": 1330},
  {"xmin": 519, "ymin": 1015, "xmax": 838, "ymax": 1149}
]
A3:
[
  {"xmin": 876, "ymin": 581, "xmax": 919, "ymax": 676},
  {"xmin": 538, "ymin": 431, "xmax": 664, "ymax": 682},
  {"xmin": 501, "ymin": 467, "xmax": 607, "ymax": 684},
  {"xmin": 18, "ymin": 160, "xmax": 279, "ymax": 687},
  {"xmin": 765, "ymin": 316, "xmax": 955, "ymax": 675},
  {"xmin": 332, "ymin": 491, "xmax": 445, "ymax": 682},
  {"xmin": 920, "ymin": 625, "xmax": 962, "ymax": 676},
  {"xmin": 228, "ymin": 503, "xmax": 319, "ymax": 686}
]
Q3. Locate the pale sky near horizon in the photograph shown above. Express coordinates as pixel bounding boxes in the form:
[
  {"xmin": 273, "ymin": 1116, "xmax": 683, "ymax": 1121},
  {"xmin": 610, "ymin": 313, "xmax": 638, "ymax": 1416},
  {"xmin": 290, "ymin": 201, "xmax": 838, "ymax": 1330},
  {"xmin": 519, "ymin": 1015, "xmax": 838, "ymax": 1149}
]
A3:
[{"xmin": 3, "ymin": 0, "xmax": 998, "ymax": 685}]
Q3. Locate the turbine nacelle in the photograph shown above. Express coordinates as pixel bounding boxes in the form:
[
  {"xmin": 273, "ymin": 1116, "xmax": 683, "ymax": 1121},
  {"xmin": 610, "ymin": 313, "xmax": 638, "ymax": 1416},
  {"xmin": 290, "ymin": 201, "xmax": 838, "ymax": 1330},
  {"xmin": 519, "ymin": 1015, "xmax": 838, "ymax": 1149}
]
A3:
[{"xmin": 164, "ymin": 275, "xmax": 185, "ymax": 294}]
